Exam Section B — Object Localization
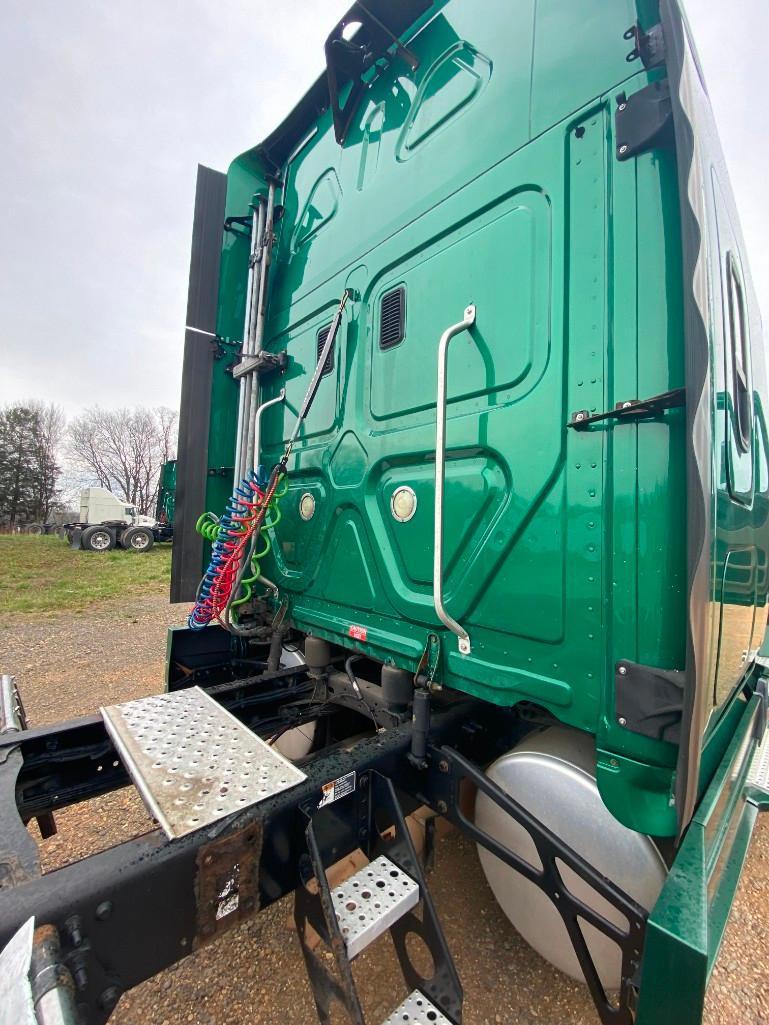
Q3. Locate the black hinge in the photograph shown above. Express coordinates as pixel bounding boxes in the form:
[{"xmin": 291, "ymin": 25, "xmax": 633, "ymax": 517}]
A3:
[
  {"xmin": 624, "ymin": 22, "xmax": 666, "ymax": 70},
  {"xmin": 569, "ymin": 387, "xmax": 684, "ymax": 430},
  {"xmin": 615, "ymin": 79, "xmax": 674, "ymax": 161}
]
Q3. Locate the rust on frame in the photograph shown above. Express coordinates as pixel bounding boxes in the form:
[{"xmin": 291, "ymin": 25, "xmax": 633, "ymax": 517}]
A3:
[{"xmin": 193, "ymin": 823, "xmax": 263, "ymax": 949}]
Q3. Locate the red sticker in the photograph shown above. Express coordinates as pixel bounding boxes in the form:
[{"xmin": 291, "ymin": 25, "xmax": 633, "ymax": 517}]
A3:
[{"xmin": 348, "ymin": 624, "xmax": 367, "ymax": 641}]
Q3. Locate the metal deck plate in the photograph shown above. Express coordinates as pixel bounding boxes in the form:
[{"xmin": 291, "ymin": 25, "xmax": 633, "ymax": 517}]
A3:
[
  {"xmin": 380, "ymin": 991, "xmax": 452, "ymax": 1025},
  {"xmin": 747, "ymin": 727, "xmax": 769, "ymax": 794},
  {"xmin": 332, "ymin": 855, "xmax": 419, "ymax": 959},
  {"xmin": 101, "ymin": 687, "xmax": 306, "ymax": 839}
]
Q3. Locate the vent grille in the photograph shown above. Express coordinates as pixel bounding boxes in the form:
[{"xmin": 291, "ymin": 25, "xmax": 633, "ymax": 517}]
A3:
[
  {"xmin": 316, "ymin": 324, "xmax": 334, "ymax": 376},
  {"xmin": 379, "ymin": 287, "xmax": 405, "ymax": 350}
]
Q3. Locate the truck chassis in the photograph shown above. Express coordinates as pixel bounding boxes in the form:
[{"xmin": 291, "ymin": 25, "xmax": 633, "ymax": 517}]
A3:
[{"xmin": 0, "ymin": 659, "xmax": 656, "ymax": 1025}]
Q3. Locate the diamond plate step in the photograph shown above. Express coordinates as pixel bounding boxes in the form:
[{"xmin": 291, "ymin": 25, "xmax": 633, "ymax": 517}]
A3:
[
  {"xmin": 101, "ymin": 686, "xmax": 306, "ymax": 839},
  {"xmin": 380, "ymin": 990, "xmax": 453, "ymax": 1025},
  {"xmin": 331, "ymin": 855, "xmax": 419, "ymax": 958},
  {"xmin": 747, "ymin": 726, "xmax": 769, "ymax": 794}
]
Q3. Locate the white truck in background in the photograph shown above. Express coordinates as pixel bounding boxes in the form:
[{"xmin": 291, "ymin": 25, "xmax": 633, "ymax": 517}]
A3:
[{"xmin": 66, "ymin": 487, "xmax": 173, "ymax": 552}]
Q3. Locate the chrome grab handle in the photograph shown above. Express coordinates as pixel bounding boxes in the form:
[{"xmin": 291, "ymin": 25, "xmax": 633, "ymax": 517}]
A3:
[
  {"xmin": 433, "ymin": 304, "xmax": 476, "ymax": 655},
  {"xmin": 252, "ymin": 389, "xmax": 286, "ymax": 474}
]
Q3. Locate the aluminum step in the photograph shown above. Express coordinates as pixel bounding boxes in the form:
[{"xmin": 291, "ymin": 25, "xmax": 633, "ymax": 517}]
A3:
[
  {"xmin": 331, "ymin": 855, "xmax": 419, "ymax": 958},
  {"xmin": 747, "ymin": 725, "xmax": 769, "ymax": 795},
  {"xmin": 380, "ymin": 991, "xmax": 453, "ymax": 1025},
  {"xmin": 101, "ymin": 686, "xmax": 306, "ymax": 839}
]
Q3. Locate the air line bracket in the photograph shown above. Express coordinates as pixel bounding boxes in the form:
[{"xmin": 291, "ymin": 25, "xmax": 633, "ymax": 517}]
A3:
[{"xmin": 231, "ymin": 350, "xmax": 288, "ymax": 380}]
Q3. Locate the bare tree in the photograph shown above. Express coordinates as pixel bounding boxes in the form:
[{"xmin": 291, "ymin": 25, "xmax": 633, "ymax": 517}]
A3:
[{"xmin": 67, "ymin": 406, "xmax": 178, "ymax": 515}]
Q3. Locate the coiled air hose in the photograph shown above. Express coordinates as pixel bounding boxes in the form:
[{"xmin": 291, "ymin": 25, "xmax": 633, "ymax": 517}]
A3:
[
  {"xmin": 188, "ymin": 465, "xmax": 285, "ymax": 631},
  {"xmin": 189, "ymin": 287, "xmax": 350, "ymax": 634}
]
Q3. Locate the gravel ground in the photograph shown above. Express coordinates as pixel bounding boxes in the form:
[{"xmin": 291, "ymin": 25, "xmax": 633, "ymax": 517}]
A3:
[{"xmin": 1, "ymin": 595, "xmax": 766, "ymax": 1025}]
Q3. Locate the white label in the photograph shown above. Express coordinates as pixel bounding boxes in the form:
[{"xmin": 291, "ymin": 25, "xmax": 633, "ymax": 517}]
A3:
[
  {"xmin": 318, "ymin": 770, "xmax": 356, "ymax": 809},
  {"xmin": 215, "ymin": 866, "xmax": 240, "ymax": 920}
]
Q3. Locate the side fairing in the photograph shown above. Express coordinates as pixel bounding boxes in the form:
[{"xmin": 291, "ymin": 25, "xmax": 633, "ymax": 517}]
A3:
[{"xmin": 661, "ymin": 0, "xmax": 768, "ymax": 831}]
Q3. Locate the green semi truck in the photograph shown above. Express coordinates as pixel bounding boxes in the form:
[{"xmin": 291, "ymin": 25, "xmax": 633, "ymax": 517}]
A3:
[{"xmin": 1, "ymin": 3, "xmax": 767, "ymax": 1024}]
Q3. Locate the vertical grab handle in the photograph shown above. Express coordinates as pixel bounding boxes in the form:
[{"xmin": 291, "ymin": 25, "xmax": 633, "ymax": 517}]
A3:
[
  {"xmin": 433, "ymin": 304, "xmax": 476, "ymax": 655},
  {"xmin": 252, "ymin": 389, "xmax": 286, "ymax": 474}
]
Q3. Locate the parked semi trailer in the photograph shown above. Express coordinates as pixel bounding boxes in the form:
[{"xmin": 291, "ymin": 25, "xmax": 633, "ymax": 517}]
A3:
[
  {"xmin": 1, "ymin": 3, "xmax": 768, "ymax": 1024},
  {"xmin": 65, "ymin": 487, "xmax": 172, "ymax": 552},
  {"xmin": 65, "ymin": 463, "xmax": 177, "ymax": 552}
]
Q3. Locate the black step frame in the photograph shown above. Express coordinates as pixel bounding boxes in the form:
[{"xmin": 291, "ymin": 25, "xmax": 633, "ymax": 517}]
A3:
[{"xmin": 295, "ymin": 771, "xmax": 462, "ymax": 1024}]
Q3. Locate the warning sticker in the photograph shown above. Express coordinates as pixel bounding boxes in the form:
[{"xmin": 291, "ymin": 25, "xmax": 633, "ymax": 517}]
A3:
[
  {"xmin": 318, "ymin": 770, "xmax": 356, "ymax": 809},
  {"xmin": 348, "ymin": 624, "xmax": 367, "ymax": 641}
]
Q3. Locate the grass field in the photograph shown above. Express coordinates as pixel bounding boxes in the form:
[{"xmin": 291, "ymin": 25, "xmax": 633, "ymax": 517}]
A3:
[{"xmin": 0, "ymin": 535, "xmax": 172, "ymax": 617}]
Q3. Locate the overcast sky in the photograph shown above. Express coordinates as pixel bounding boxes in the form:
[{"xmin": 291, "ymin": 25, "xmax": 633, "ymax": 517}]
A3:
[{"xmin": 1, "ymin": 1, "xmax": 767, "ymax": 417}]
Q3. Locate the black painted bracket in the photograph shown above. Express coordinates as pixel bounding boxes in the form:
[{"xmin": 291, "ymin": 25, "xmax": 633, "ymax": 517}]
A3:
[
  {"xmin": 624, "ymin": 22, "xmax": 666, "ymax": 69},
  {"xmin": 294, "ymin": 771, "xmax": 463, "ymax": 1024},
  {"xmin": 570, "ymin": 386, "xmax": 685, "ymax": 430},
  {"xmin": 325, "ymin": 1, "xmax": 431, "ymax": 145},
  {"xmin": 615, "ymin": 79, "xmax": 674, "ymax": 161}
]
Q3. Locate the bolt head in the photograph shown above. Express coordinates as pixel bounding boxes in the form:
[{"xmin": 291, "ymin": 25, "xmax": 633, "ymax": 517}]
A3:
[
  {"xmin": 95, "ymin": 901, "xmax": 113, "ymax": 922},
  {"xmin": 622, "ymin": 401, "xmax": 632, "ymax": 408},
  {"xmin": 618, "ymin": 102, "xmax": 627, "ymax": 111},
  {"xmin": 438, "ymin": 759, "xmax": 449, "ymax": 774},
  {"xmin": 618, "ymin": 665, "xmax": 627, "ymax": 675},
  {"xmin": 618, "ymin": 716, "xmax": 627, "ymax": 726},
  {"xmin": 619, "ymin": 144, "xmax": 628, "ymax": 155},
  {"xmin": 575, "ymin": 412, "xmax": 585, "ymax": 422},
  {"xmin": 99, "ymin": 986, "xmax": 121, "ymax": 1012}
]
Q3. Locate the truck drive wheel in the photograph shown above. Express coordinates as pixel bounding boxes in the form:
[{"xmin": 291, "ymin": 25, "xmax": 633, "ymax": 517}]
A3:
[
  {"xmin": 81, "ymin": 526, "xmax": 115, "ymax": 552},
  {"xmin": 121, "ymin": 526, "xmax": 154, "ymax": 552},
  {"xmin": 24, "ymin": 523, "xmax": 44, "ymax": 535}
]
